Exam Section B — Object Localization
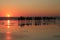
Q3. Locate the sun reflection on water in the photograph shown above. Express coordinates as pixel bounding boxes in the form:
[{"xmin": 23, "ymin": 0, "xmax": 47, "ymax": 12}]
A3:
[
  {"xmin": 6, "ymin": 31, "xmax": 11, "ymax": 40},
  {"xmin": 6, "ymin": 20, "xmax": 11, "ymax": 40},
  {"xmin": 8, "ymin": 20, "xmax": 10, "ymax": 28}
]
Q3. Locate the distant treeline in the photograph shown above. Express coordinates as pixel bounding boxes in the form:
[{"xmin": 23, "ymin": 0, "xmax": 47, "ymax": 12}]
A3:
[{"xmin": 0, "ymin": 16, "xmax": 60, "ymax": 20}]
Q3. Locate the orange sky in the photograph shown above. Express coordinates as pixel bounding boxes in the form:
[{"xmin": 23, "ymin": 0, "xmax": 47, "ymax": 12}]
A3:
[{"xmin": 0, "ymin": 0, "xmax": 60, "ymax": 17}]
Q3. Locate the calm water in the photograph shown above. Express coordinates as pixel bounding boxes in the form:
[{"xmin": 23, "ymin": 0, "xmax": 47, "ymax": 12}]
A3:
[{"xmin": 0, "ymin": 20, "xmax": 60, "ymax": 40}]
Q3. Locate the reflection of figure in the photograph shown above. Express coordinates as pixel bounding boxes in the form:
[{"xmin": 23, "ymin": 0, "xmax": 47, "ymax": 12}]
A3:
[
  {"xmin": 25, "ymin": 20, "xmax": 32, "ymax": 26},
  {"xmin": 18, "ymin": 20, "xmax": 25, "ymax": 26},
  {"xmin": 34, "ymin": 20, "xmax": 41, "ymax": 26},
  {"xmin": 19, "ymin": 23, "xmax": 25, "ymax": 27}
]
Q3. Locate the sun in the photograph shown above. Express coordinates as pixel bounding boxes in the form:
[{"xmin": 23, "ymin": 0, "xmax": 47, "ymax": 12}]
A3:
[{"xmin": 8, "ymin": 14, "xmax": 10, "ymax": 17}]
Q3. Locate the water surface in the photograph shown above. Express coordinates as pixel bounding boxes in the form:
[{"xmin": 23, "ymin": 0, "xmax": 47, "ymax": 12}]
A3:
[{"xmin": 0, "ymin": 20, "xmax": 60, "ymax": 40}]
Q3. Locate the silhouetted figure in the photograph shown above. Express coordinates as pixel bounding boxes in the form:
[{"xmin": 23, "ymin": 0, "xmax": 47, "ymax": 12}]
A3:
[
  {"xmin": 18, "ymin": 16, "xmax": 25, "ymax": 20},
  {"xmin": 34, "ymin": 16, "xmax": 42, "ymax": 20},
  {"xmin": 25, "ymin": 17, "xmax": 33, "ymax": 20}
]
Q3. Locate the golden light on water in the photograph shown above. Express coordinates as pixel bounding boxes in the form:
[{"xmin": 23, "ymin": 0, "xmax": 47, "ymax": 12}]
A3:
[
  {"xmin": 6, "ymin": 31, "xmax": 11, "ymax": 40},
  {"xmin": 7, "ymin": 19, "xmax": 11, "ymax": 40},
  {"xmin": 8, "ymin": 20, "xmax": 10, "ymax": 28}
]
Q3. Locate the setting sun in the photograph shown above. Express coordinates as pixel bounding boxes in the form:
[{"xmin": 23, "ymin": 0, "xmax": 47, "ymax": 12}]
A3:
[{"xmin": 8, "ymin": 14, "xmax": 10, "ymax": 17}]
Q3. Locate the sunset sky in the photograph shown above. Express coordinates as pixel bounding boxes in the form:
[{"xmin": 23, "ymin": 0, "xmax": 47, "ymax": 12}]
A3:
[{"xmin": 0, "ymin": 0, "xmax": 60, "ymax": 17}]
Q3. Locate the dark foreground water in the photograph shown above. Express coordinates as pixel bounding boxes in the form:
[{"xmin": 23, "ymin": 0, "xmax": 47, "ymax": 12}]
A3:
[{"xmin": 0, "ymin": 19, "xmax": 60, "ymax": 40}]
